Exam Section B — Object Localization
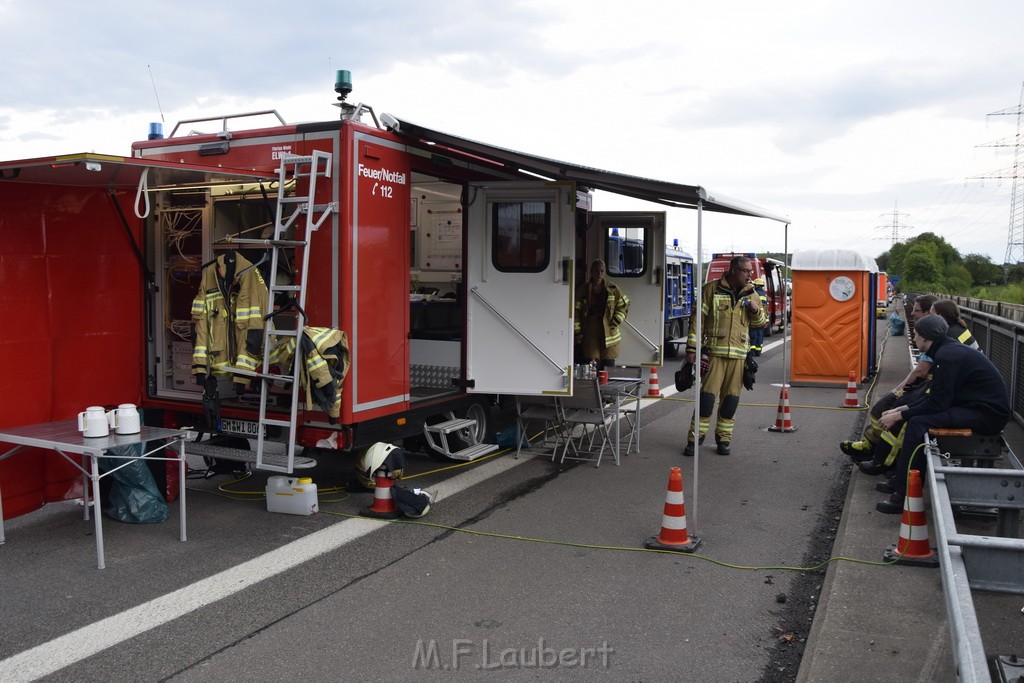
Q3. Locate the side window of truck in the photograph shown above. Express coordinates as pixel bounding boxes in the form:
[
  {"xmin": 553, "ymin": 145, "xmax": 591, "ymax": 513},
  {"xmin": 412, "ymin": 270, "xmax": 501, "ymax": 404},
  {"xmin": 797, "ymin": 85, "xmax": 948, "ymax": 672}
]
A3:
[
  {"xmin": 605, "ymin": 226, "xmax": 647, "ymax": 277},
  {"xmin": 491, "ymin": 201, "xmax": 551, "ymax": 272}
]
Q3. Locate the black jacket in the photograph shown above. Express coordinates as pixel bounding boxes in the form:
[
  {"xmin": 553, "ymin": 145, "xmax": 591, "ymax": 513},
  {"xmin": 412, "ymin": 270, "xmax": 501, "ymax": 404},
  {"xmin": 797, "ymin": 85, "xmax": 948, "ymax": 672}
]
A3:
[{"xmin": 903, "ymin": 336, "xmax": 1009, "ymax": 421}]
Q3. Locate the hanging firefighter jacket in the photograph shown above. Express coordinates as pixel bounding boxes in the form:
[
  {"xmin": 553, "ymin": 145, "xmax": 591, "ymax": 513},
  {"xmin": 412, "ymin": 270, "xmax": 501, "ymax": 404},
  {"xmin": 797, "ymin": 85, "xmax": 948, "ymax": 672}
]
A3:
[
  {"xmin": 191, "ymin": 251, "xmax": 269, "ymax": 386},
  {"xmin": 269, "ymin": 327, "xmax": 351, "ymax": 421}
]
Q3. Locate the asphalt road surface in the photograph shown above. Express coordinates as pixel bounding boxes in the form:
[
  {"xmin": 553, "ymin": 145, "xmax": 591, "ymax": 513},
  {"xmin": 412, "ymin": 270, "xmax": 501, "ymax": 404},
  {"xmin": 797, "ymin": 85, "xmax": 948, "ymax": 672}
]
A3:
[{"xmin": 0, "ymin": 335, "xmax": 922, "ymax": 681}]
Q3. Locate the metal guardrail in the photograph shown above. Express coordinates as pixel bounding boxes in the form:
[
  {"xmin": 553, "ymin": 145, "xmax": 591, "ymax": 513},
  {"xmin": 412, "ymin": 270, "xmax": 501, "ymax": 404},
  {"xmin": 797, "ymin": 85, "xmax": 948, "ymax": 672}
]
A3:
[
  {"xmin": 954, "ymin": 297, "xmax": 1024, "ymax": 426},
  {"xmin": 925, "ymin": 436, "xmax": 1023, "ymax": 683},
  {"xmin": 905, "ymin": 296, "xmax": 1023, "ymax": 681}
]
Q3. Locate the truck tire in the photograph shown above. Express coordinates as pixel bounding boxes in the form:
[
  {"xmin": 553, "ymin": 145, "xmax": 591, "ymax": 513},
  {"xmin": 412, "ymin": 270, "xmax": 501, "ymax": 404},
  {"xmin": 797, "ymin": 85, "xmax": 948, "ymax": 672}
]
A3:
[{"xmin": 664, "ymin": 320, "xmax": 682, "ymax": 358}]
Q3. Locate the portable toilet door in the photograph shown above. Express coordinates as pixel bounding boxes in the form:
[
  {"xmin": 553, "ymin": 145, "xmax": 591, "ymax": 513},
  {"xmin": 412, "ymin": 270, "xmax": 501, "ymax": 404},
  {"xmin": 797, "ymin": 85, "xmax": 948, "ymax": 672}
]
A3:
[{"xmin": 790, "ymin": 249, "xmax": 877, "ymax": 385}]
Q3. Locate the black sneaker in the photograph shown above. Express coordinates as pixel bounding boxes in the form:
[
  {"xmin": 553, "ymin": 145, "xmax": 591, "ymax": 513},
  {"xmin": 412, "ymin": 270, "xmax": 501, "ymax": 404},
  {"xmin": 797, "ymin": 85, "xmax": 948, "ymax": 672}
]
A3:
[
  {"xmin": 716, "ymin": 442, "xmax": 731, "ymax": 456},
  {"xmin": 683, "ymin": 442, "xmax": 695, "ymax": 457}
]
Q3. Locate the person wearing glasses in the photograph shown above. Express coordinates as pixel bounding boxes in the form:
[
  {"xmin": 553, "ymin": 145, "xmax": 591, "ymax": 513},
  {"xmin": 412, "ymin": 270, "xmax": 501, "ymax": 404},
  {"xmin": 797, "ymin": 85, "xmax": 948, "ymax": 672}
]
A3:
[
  {"xmin": 840, "ymin": 294, "xmax": 937, "ymax": 469},
  {"xmin": 683, "ymin": 256, "xmax": 766, "ymax": 456}
]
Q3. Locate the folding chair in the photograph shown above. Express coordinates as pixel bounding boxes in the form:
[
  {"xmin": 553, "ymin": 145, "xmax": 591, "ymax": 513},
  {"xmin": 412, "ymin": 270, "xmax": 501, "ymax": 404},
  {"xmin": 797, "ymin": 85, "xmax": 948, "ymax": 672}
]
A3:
[
  {"xmin": 514, "ymin": 395, "xmax": 565, "ymax": 460},
  {"xmin": 604, "ymin": 365, "xmax": 644, "ymax": 454},
  {"xmin": 559, "ymin": 377, "xmax": 616, "ymax": 467}
]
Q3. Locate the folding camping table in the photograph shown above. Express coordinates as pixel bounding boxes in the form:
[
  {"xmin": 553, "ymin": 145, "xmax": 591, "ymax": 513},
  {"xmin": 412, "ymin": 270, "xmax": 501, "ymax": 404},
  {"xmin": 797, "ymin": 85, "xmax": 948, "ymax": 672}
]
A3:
[{"xmin": 0, "ymin": 420, "xmax": 186, "ymax": 569}]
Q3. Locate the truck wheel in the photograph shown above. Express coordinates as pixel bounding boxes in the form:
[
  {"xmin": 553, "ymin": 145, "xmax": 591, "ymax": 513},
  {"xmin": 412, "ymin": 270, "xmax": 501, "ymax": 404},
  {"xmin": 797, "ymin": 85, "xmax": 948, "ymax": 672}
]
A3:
[{"xmin": 664, "ymin": 320, "xmax": 681, "ymax": 358}]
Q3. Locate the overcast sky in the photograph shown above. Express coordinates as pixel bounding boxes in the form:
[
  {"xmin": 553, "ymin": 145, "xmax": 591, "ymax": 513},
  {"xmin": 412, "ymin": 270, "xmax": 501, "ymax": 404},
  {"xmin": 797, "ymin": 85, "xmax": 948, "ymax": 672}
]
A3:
[{"xmin": 2, "ymin": 0, "xmax": 1023, "ymax": 264}]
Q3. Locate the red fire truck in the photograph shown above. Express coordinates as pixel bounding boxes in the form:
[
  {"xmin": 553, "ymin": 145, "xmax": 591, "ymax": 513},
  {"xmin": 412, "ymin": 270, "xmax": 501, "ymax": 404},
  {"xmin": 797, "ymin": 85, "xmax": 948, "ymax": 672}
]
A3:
[
  {"xmin": 705, "ymin": 252, "xmax": 788, "ymax": 333},
  {"xmin": 0, "ymin": 73, "xmax": 786, "ymax": 515}
]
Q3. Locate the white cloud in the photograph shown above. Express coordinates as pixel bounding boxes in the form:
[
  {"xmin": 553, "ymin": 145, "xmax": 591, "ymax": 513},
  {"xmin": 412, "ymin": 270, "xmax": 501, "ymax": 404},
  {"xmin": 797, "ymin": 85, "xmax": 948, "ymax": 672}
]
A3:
[{"xmin": 1, "ymin": 0, "xmax": 1022, "ymax": 262}]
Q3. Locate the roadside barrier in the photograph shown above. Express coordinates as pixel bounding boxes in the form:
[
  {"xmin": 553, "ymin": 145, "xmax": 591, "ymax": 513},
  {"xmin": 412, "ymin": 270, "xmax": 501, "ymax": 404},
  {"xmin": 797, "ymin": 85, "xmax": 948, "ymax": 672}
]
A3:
[
  {"xmin": 643, "ymin": 467, "xmax": 700, "ymax": 553},
  {"xmin": 843, "ymin": 371, "xmax": 861, "ymax": 408},
  {"xmin": 646, "ymin": 366, "xmax": 662, "ymax": 398},
  {"xmin": 361, "ymin": 472, "xmax": 403, "ymax": 519},
  {"xmin": 883, "ymin": 469, "xmax": 938, "ymax": 567},
  {"xmin": 768, "ymin": 386, "xmax": 797, "ymax": 432}
]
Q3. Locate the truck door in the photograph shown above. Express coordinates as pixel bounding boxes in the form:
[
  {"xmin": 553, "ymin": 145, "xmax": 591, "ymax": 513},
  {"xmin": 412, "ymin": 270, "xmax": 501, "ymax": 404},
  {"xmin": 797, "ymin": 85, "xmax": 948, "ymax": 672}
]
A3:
[
  {"xmin": 465, "ymin": 182, "xmax": 575, "ymax": 395},
  {"xmin": 588, "ymin": 211, "xmax": 667, "ymax": 366}
]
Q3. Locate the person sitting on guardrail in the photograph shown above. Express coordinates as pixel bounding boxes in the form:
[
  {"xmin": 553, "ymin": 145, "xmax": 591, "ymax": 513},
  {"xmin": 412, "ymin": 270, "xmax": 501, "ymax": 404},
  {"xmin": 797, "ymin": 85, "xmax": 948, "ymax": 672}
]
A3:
[
  {"xmin": 874, "ymin": 314, "xmax": 1010, "ymax": 513},
  {"xmin": 930, "ymin": 299, "xmax": 980, "ymax": 351},
  {"xmin": 839, "ymin": 294, "xmax": 938, "ymax": 468}
]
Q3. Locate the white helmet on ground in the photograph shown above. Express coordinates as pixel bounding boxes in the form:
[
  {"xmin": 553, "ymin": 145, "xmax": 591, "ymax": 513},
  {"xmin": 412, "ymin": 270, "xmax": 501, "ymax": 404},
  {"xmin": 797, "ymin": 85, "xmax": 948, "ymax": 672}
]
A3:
[{"xmin": 356, "ymin": 442, "xmax": 406, "ymax": 489}]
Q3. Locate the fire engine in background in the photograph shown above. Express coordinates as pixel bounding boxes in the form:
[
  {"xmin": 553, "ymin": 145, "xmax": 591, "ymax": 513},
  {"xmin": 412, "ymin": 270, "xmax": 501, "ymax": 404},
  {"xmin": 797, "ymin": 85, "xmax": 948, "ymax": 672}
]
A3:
[
  {"xmin": 706, "ymin": 252, "xmax": 788, "ymax": 334},
  {"xmin": 0, "ymin": 70, "xmax": 786, "ymax": 521}
]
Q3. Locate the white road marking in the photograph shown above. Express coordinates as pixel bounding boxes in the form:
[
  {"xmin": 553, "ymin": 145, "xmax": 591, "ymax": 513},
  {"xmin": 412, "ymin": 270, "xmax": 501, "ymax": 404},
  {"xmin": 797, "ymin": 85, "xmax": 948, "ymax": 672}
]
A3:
[{"xmin": 0, "ymin": 453, "xmax": 535, "ymax": 681}]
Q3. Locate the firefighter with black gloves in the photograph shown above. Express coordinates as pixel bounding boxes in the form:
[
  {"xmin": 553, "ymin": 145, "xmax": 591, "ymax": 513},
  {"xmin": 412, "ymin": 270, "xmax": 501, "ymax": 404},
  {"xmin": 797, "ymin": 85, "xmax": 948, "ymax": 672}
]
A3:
[{"xmin": 683, "ymin": 255, "xmax": 767, "ymax": 456}]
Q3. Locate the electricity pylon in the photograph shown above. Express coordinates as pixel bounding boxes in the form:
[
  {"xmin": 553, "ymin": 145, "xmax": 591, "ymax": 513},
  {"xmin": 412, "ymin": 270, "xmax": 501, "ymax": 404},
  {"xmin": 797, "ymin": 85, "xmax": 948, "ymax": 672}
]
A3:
[
  {"xmin": 876, "ymin": 200, "xmax": 913, "ymax": 246},
  {"xmin": 974, "ymin": 82, "xmax": 1024, "ymax": 282}
]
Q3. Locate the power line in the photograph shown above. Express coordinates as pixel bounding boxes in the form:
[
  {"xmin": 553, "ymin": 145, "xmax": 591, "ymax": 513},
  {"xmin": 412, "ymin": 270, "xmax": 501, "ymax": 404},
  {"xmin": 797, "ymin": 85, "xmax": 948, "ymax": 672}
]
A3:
[{"xmin": 972, "ymin": 81, "xmax": 1024, "ymax": 279}]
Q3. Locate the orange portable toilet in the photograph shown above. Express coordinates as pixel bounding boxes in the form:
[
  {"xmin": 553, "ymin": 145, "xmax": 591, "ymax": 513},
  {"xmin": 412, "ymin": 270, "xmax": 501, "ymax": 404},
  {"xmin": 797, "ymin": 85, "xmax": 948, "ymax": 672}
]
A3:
[{"xmin": 790, "ymin": 250, "xmax": 877, "ymax": 386}]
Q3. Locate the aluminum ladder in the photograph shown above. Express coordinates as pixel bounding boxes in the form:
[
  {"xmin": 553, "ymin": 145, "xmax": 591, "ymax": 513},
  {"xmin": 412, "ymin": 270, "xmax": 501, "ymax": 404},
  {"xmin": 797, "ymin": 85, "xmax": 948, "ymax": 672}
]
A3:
[{"xmin": 228, "ymin": 151, "xmax": 335, "ymax": 472}]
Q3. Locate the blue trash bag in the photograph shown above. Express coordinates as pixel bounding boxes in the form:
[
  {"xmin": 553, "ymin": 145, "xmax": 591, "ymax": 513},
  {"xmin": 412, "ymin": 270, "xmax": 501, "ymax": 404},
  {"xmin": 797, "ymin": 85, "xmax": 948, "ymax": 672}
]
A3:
[
  {"xmin": 99, "ymin": 444, "xmax": 170, "ymax": 524},
  {"xmin": 495, "ymin": 426, "xmax": 518, "ymax": 449},
  {"xmin": 888, "ymin": 312, "xmax": 906, "ymax": 337}
]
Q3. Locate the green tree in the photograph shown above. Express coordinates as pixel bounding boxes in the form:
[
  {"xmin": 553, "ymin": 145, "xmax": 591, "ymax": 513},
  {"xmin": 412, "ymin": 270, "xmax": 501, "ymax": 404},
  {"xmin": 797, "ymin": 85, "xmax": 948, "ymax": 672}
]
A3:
[
  {"xmin": 963, "ymin": 253, "xmax": 1001, "ymax": 286},
  {"xmin": 901, "ymin": 242, "xmax": 944, "ymax": 292}
]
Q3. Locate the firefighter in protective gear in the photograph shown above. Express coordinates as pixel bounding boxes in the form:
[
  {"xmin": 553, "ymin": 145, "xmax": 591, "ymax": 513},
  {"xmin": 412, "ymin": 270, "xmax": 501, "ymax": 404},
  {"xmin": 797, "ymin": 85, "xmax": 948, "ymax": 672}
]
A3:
[
  {"xmin": 574, "ymin": 259, "xmax": 630, "ymax": 370},
  {"xmin": 748, "ymin": 277, "xmax": 768, "ymax": 356},
  {"xmin": 357, "ymin": 442, "xmax": 406, "ymax": 490},
  {"xmin": 191, "ymin": 251, "xmax": 269, "ymax": 388},
  {"xmin": 683, "ymin": 256, "xmax": 767, "ymax": 456}
]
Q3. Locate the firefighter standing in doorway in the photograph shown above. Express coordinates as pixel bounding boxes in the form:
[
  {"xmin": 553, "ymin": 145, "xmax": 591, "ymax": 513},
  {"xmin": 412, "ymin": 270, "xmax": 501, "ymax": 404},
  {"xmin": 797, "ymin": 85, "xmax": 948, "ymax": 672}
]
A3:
[
  {"xmin": 683, "ymin": 255, "xmax": 767, "ymax": 456},
  {"xmin": 574, "ymin": 259, "xmax": 630, "ymax": 371}
]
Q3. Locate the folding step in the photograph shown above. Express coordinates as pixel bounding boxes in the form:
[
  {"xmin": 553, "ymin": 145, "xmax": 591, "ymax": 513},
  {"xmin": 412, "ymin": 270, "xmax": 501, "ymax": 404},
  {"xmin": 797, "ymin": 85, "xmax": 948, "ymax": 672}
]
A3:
[
  {"xmin": 447, "ymin": 443, "xmax": 500, "ymax": 462},
  {"xmin": 184, "ymin": 442, "xmax": 317, "ymax": 469},
  {"xmin": 426, "ymin": 418, "xmax": 478, "ymax": 434}
]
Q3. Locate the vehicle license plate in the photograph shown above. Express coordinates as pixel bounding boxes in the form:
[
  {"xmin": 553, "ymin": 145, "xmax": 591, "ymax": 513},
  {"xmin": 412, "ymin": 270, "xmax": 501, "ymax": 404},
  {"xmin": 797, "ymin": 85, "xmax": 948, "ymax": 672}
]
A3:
[{"xmin": 221, "ymin": 418, "xmax": 263, "ymax": 437}]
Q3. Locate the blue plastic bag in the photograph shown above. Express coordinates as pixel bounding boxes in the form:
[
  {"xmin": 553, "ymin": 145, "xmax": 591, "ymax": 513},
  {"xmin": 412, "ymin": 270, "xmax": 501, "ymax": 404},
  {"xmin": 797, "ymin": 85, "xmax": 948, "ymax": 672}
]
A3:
[{"xmin": 888, "ymin": 312, "xmax": 905, "ymax": 336}]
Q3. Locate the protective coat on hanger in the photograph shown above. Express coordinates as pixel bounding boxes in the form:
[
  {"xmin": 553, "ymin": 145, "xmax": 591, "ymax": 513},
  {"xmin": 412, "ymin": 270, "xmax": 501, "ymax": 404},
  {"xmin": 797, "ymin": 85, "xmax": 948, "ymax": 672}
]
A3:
[{"xmin": 191, "ymin": 252, "xmax": 269, "ymax": 386}]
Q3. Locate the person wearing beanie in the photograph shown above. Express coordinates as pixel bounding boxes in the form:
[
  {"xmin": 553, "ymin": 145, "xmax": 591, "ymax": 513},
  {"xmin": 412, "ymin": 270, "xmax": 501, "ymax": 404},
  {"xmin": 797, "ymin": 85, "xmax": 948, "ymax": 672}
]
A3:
[
  {"xmin": 874, "ymin": 314, "xmax": 1010, "ymax": 513},
  {"xmin": 840, "ymin": 294, "xmax": 938, "ymax": 468}
]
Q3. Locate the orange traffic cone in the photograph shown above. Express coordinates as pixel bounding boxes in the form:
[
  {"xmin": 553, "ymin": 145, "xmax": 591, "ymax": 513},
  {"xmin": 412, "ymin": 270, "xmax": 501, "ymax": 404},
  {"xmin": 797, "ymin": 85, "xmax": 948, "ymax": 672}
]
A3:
[
  {"xmin": 644, "ymin": 467, "xmax": 700, "ymax": 553},
  {"xmin": 361, "ymin": 472, "xmax": 403, "ymax": 519},
  {"xmin": 767, "ymin": 386, "xmax": 797, "ymax": 432},
  {"xmin": 842, "ymin": 372, "xmax": 860, "ymax": 408},
  {"xmin": 646, "ymin": 366, "xmax": 662, "ymax": 398},
  {"xmin": 883, "ymin": 470, "xmax": 938, "ymax": 567}
]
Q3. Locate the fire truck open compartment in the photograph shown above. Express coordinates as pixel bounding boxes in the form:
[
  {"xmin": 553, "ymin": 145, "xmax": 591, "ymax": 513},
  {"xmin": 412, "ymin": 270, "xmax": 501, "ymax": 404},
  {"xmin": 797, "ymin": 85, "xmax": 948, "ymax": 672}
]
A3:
[{"xmin": 0, "ymin": 84, "xmax": 789, "ymax": 491}]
